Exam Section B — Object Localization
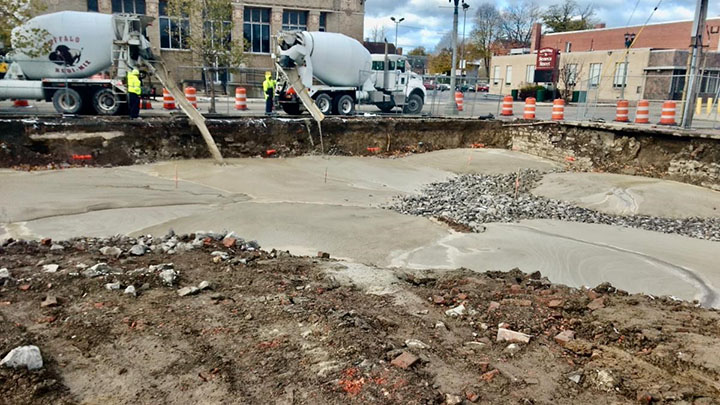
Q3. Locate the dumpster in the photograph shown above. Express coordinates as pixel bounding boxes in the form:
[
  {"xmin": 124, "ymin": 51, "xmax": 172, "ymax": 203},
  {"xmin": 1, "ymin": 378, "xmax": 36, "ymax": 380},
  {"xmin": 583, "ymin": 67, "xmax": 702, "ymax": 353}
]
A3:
[
  {"xmin": 511, "ymin": 89, "xmax": 519, "ymax": 100},
  {"xmin": 536, "ymin": 88, "xmax": 546, "ymax": 102}
]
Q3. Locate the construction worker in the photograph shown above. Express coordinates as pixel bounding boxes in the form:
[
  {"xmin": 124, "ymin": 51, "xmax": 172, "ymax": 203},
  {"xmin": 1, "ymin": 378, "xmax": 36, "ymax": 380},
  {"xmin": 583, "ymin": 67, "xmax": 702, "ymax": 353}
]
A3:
[
  {"xmin": 127, "ymin": 68, "xmax": 142, "ymax": 119},
  {"xmin": 0, "ymin": 61, "xmax": 8, "ymax": 80},
  {"xmin": 263, "ymin": 71, "xmax": 276, "ymax": 115}
]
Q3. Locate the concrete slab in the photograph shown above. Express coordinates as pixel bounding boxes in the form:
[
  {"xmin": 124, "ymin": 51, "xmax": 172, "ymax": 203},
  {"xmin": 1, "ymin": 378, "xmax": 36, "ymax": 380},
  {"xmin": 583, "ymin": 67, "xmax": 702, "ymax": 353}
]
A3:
[{"xmin": 1, "ymin": 149, "xmax": 719, "ymax": 307}]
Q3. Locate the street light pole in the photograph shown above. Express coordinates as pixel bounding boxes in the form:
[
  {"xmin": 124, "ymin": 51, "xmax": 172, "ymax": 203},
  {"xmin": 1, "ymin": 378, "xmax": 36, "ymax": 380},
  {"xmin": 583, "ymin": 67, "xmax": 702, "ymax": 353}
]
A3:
[
  {"xmin": 620, "ymin": 32, "xmax": 635, "ymax": 100},
  {"xmin": 681, "ymin": 0, "xmax": 709, "ymax": 128},
  {"xmin": 448, "ymin": 0, "xmax": 462, "ymax": 114},
  {"xmin": 390, "ymin": 17, "xmax": 404, "ymax": 55},
  {"xmin": 460, "ymin": 3, "xmax": 470, "ymax": 76}
]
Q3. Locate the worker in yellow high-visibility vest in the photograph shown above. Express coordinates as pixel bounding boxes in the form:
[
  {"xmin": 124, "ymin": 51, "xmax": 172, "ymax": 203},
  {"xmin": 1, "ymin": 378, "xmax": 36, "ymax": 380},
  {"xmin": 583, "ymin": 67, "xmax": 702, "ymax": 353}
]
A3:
[
  {"xmin": 127, "ymin": 68, "xmax": 142, "ymax": 119},
  {"xmin": 263, "ymin": 71, "xmax": 276, "ymax": 115}
]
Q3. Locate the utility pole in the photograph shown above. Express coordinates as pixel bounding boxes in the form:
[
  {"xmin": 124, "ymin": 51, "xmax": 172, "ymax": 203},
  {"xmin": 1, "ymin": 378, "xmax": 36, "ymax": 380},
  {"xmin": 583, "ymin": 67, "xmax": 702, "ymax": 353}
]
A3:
[
  {"xmin": 681, "ymin": 0, "xmax": 709, "ymax": 129},
  {"xmin": 448, "ymin": 0, "xmax": 463, "ymax": 115},
  {"xmin": 620, "ymin": 32, "xmax": 635, "ymax": 100},
  {"xmin": 390, "ymin": 17, "xmax": 404, "ymax": 55}
]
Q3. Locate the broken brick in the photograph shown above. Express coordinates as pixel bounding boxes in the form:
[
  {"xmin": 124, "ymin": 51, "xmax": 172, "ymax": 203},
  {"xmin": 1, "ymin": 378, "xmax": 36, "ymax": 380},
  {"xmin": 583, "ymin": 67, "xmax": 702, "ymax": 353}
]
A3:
[
  {"xmin": 478, "ymin": 362, "xmax": 490, "ymax": 372},
  {"xmin": 18, "ymin": 284, "xmax": 30, "ymax": 291},
  {"xmin": 391, "ymin": 351, "xmax": 419, "ymax": 369},
  {"xmin": 547, "ymin": 299, "xmax": 564, "ymax": 308},
  {"xmin": 588, "ymin": 297, "xmax": 606, "ymax": 310},
  {"xmin": 433, "ymin": 295, "xmax": 446, "ymax": 305},
  {"xmin": 41, "ymin": 295, "xmax": 58, "ymax": 308},
  {"xmin": 480, "ymin": 369, "xmax": 500, "ymax": 382},
  {"xmin": 488, "ymin": 301, "xmax": 500, "ymax": 312},
  {"xmin": 222, "ymin": 237, "xmax": 236, "ymax": 248},
  {"xmin": 554, "ymin": 330, "xmax": 575, "ymax": 346},
  {"xmin": 509, "ymin": 284, "xmax": 522, "ymax": 294},
  {"xmin": 466, "ymin": 392, "xmax": 479, "ymax": 402},
  {"xmin": 317, "ymin": 251, "xmax": 330, "ymax": 259}
]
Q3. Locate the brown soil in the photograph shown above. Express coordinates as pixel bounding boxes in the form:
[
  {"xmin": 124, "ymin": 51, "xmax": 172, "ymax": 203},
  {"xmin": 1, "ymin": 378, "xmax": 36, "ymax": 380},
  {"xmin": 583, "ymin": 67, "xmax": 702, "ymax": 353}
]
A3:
[{"xmin": 1, "ymin": 237, "xmax": 719, "ymax": 404}]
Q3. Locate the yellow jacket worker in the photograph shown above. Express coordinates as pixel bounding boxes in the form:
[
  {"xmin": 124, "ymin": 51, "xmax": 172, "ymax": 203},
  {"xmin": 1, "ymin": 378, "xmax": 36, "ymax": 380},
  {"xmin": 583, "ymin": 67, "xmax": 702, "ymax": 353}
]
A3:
[
  {"xmin": 263, "ymin": 71, "xmax": 276, "ymax": 114},
  {"xmin": 127, "ymin": 68, "xmax": 142, "ymax": 119}
]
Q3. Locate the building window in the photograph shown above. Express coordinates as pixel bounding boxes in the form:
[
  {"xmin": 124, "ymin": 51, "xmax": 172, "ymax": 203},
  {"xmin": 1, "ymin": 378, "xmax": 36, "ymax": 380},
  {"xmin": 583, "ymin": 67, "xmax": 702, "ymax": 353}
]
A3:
[
  {"xmin": 282, "ymin": 10, "xmax": 308, "ymax": 31},
  {"xmin": 566, "ymin": 63, "xmax": 578, "ymax": 85},
  {"xmin": 525, "ymin": 65, "xmax": 535, "ymax": 83},
  {"xmin": 589, "ymin": 63, "xmax": 602, "ymax": 87},
  {"xmin": 159, "ymin": 1, "xmax": 190, "ymax": 50},
  {"xmin": 319, "ymin": 12, "xmax": 327, "ymax": 32},
  {"xmin": 505, "ymin": 65, "xmax": 512, "ymax": 85},
  {"xmin": 111, "ymin": 0, "xmax": 145, "ymax": 14},
  {"xmin": 613, "ymin": 62, "xmax": 628, "ymax": 87},
  {"xmin": 700, "ymin": 71, "xmax": 720, "ymax": 94},
  {"xmin": 204, "ymin": 20, "xmax": 232, "ymax": 82},
  {"xmin": 565, "ymin": 41, "xmax": 571, "ymax": 53},
  {"xmin": 493, "ymin": 66, "xmax": 500, "ymax": 85},
  {"xmin": 244, "ymin": 7, "xmax": 271, "ymax": 53},
  {"xmin": 87, "ymin": 0, "xmax": 98, "ymax": 12}
]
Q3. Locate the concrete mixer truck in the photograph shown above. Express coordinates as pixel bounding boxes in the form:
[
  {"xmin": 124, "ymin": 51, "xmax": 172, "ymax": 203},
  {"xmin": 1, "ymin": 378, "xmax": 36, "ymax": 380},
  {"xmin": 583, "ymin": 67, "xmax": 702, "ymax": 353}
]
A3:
[
  {"xmin": 0, "ymin": 11, "xmax": 154, "ymax": 115},
  {"xmin": 275, "ymin": 31, "xmax": 426, "ymax": 115}
]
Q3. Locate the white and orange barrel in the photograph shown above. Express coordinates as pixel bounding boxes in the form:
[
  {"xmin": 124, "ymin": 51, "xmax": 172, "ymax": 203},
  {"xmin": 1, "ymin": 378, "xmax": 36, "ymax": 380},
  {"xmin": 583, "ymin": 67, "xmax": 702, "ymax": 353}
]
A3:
[
  {"xmin": 615, "ymin": 100, "xmax": 629, "ymax": 122},
  {"xmin": 12, "ymin": 99, "xmax": 30, "ymax": 107},
  {"xmin": 163, "ymin": 88, "xmax": 176, "ymax": 110},
  {"xmin": 551, "ymin": 99, "xmax": 565, "ymax": 121},
  {"xmin": 523, "ymin": 97, "xmax": 536, "ymax": 119},
  {"xmin": 235, "ymin": 87, "xmax": 248, "ymax": 111},
  {"xmin": 455, "ymin": 91, "xmax": 464, "ymax": 112},
  {"xmin": 501, "ymin": 95, "xmax": 513, "ymax": 116},
  {"xmin": 140, "ymin": 99, "xmax": 153, "ymax": 109},
  {"xmin": 659, "ymin": 100, "xmax": 676, "ymax": 125},
  {"xmin": 635, "ymin": 99, "xmax": 649, "ymax": 124},
  {"xmin": 185, "ymin": 86, "xmax": 198, "ymax": 109}
]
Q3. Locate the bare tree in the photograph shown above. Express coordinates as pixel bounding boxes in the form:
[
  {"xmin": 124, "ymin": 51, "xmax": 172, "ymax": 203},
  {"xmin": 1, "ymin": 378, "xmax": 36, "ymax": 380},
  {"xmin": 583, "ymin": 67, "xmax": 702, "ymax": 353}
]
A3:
[
  {"xmin": 501, "ymin": 0, "xmax": 542, "ymax": 46},
  {"xmin": 558, "ymin": 58, "xmax": 583, "ymax": 101},
  {"xmin": 434, "ymin": 31, "xmax": 454, "ymax": 53},
  {"xmin": 369, "ymin": 25, "xmax": 387, "ymax": 42},
  {"xmin": 470, "ymin": 3, "xmax": 503, "ymax": 80}
]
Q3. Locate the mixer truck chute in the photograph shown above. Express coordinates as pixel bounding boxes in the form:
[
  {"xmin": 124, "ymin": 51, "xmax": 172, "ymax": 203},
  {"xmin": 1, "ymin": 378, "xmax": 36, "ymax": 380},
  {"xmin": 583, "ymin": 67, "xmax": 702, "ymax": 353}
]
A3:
[{"xmin": 275, "ymin": 31, "xmax": 426, "ymax": 116}]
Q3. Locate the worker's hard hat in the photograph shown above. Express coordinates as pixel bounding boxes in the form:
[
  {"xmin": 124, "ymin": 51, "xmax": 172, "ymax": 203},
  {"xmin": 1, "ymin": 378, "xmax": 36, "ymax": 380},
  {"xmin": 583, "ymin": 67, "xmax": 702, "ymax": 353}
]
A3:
[
  {"xmin": 265, "ymin": 71, "xmax": 272, "ymax": 77},
  {"xmin": 131, "ymin": 69, "xmax": 139, "ymax": 75}
]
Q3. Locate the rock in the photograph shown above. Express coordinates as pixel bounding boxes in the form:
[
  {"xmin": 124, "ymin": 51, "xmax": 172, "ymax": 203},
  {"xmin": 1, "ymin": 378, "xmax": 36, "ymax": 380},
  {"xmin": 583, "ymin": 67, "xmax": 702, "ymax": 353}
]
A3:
[
  {"xmin": 198, "ymin": 280, "xmax": 211, "ymax": 290},
  {"xmin": 105, "ymin": 282, "xmax": 122, "ymax": 291},
  {"xmin": 317, "ymin": 251, "xmax": 330, "ymax": 259},
  {"xmin": 445, "ymin": 394, "xmax": 463, "ymax": 405},
  {"xmin": 177, "ymin": 286, "xmax": 199, "ymax": 297},
  {"xmin": 245, "ymin": 313, "xmax": 253, "ymax": 321},
  {"xmin": 100, "ymin": 246, "xmax": 122, "ymax": 258},
  {"xmin": 0, "ymin": 345, "xmax": 43, "ymax": 370},
  {"xmin": 435, "ymin": 321, "xmax": 447, "ymax": 330},
  {"xmin": 588, "ymin": 297, "xmax": 606, "ymax": 310},
  {"xmin": 129, "ymin": 244, "xmax": 146, "ymax": 256},
  {"xmin": 547, "ymin": 299, "xmax": 564, "ymax": 308},
  {"xmin": 432, "ymin": 295, "xmax": 446, "ymax": 305},
  {"xmin": 49, "ymin": 244, "xmax": 64, "ymax": 252},
  {"xmin": 124, "ymin": 285, "xmax": 136, "ymax": 296},
  {"xmin": 82, "ymin": 263, "xmax": 110, "ymax": 278},
  {"xmin": 390, "ymin": 351, "xmax": 419, "ymax": 369},
  {"xmin": 0, "ymin": 268, "xmax": 10, "ymax": 280},
  {"xmin": 210, "ymin": 251, "xmax": 229, "ymax": 261},
  {"xmin": 568, "ymin": 371, "xmax": 583, "ymax": 384},
  {"xmin": 480, "ymin": 369, "xmax": 500, "ymax": 381},
  {"xmin": 595, "ymin": 369, "xmax": 616, "ymax": 391},
  {"xmin": 159, "ymin": 269, "xmax": 177, "ymax": 286},
  {"xmin": 554, "ymin": 330, "xmax": 575, "ymax": 346},
  {"xmin": 445, "ymin": 304, "xmax": 466, "ymax": 317},
  {"xmin": 405, "ymin": 339, "xmax": 429, "ymax": 349},
  {"xmin": 42, "ymin": 264, "xmax": 59, "ymax": 273},
  {"xmin": 565, "ymin": 338, "xmax": 594, "ymax": 355},
  {"xmin": 464, "ymin": 341, "xmax": 487, "ymax": 350},
  {"xmin": 41, "ymin": 295, "xmax": 58, "ymax": 308},
  {"xmin": 488, "ymin": 301, "xmax": 500, "ymax": 312},
  {"xmin": 496, "ymin": 328, "xmax": 531, "ymax": 344},
  {"xmin": 503, "ymin": 343, "xmax": 521, "ymax": 356},
  {"xmin": 466, "ymin": 392, "xmax": 480, "ymax": 402}
]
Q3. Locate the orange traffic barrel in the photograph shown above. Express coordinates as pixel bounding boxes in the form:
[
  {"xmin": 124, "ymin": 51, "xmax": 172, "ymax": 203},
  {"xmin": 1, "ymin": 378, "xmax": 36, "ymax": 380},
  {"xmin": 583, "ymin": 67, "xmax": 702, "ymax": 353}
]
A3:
[
  {"xmin": 523, "ymin": 97, "xmax": 536, "ymax": 119},
  {"xmin": 455, "ymin": 91, "xmax": 464, "ymax": 112},
  {"xmin": 185, "ymin": 86, "xmax": 198, "ymax": 109},
  {"xmin": 659, "ymin": 100, "xmax": 676, "ymax": 125},
  {"xmin": 12, "ymin": 99, "xmax": 30, "ymax": 107},
  {"xmin": 635, "ymin": 99, "xmax": 649, "ymax": 124},
  {"xmin": 163, "ymin": 88, "xmax": 176, "ymax": 110},
  {"xmin": 235, "ymin": 87, "xmax": 248, "ymax": 111},
  {"xmin": 501, "ymin": 95, "xmax": 513, "ymax": 116},
  {"xmin": 551, "ymin": 99, "xmax": 565, "ymax": 121},
  {"xmin": 615, "ymin": 100, "xmax": 629, "ymax": 122},
  {"xmin": 140, "ymin": 99, "xmax": 153, "ymax": 109}
]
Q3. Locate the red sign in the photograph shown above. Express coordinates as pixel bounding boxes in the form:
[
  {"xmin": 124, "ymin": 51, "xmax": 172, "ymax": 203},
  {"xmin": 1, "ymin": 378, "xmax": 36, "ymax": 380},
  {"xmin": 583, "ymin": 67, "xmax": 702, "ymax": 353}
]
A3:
[{"xmin": 536, "ymin": 48, "xmax": 559, "ymax": 71}]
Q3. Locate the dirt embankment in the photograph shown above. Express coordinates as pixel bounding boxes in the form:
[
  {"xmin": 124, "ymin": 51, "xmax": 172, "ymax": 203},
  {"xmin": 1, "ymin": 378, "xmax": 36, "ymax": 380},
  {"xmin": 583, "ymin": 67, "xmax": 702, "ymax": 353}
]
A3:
[{"xmin": 1, "ymin": 235, "xmax": 719, "ymax": 404}]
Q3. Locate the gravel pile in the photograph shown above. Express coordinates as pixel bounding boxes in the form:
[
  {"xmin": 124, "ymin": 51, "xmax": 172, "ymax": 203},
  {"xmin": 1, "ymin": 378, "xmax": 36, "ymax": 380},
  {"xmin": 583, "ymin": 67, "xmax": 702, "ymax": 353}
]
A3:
[{"xmin": 389, "ymin": 170, "xmax": 720, "ymax": 241}]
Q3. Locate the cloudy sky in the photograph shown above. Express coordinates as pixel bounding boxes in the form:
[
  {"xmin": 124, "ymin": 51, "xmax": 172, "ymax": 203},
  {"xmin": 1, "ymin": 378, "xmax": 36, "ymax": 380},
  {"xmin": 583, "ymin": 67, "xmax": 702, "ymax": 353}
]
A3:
[{"xmin": 364, "ymin": 0, "xmax": 720, "ymax": 52}]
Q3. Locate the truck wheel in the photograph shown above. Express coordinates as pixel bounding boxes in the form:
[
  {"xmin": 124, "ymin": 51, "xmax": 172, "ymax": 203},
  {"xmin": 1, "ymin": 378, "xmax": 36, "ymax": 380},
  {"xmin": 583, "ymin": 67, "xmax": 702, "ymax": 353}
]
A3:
[
  {"xmin": 315, "ymin": 94, "xmax": 333, "ymax": 115},
  {"xmin": 403, "ymin": 94, "xmax": 424, "ymax": 115},
  {"xmin": 281, "ymin": 103, "xmax": 302, "ymax": 115},
  {"xmin": 92, "ymin": 88, "xmax": 120, "ymax": 115},
  {"xmin": 335, "ymin": 95, "xmax": 355, "ymax": 115},
  {"xmin": 52, "ymin": 88, "xmax": 82, "ymax": 114}
]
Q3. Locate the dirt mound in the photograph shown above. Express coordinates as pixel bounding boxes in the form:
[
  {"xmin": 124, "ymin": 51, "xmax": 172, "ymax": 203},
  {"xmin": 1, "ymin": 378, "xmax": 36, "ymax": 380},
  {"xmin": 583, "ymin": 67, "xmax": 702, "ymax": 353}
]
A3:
[{"xmin": 1, "ymin": 236, "xmax": 719, "ymax": 404}]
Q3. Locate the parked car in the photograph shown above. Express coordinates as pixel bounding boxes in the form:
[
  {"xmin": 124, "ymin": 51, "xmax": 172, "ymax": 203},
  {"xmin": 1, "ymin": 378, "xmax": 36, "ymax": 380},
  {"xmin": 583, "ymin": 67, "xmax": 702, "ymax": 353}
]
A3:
[
  {"xmin": 437, "ymin": 83, "xmax": 451, "ymax": 91},
  {"xmin": 476, "ymin": 83, "xmax": 489, "ymax": 92},
  {"xmin": 423, "ymin": 82, "xmax": 437, "ymax": 90}
]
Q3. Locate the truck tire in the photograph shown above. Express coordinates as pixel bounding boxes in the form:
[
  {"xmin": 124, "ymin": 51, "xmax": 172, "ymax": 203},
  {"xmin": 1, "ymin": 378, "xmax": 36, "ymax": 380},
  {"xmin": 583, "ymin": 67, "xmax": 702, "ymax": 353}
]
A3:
[
  {"xmin": 335, "ymin": 95, "xmax": 355, "ymax": 115},
  {"xmin": 92, "ymin": 88, "xmax": 120, "ymax": 115},
  {"xmin": 52, "ymin": 88, "xmax": 82, "ymax": 114},
  {"xmin": 315, "ymin": 93, "xmax": 333, "ymax": 115},
  {"xmin": 281, "ymin": 103, "xmax": 302, "ymax": 115},
  {"xmin": 403, "ymin": 94, "xmax": 424, "ymax": 115}
]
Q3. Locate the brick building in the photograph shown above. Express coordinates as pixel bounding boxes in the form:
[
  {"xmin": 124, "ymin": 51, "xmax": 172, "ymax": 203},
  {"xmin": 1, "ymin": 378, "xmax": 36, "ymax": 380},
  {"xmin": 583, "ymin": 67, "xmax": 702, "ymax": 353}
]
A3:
[
  {"xmin": 38, "ymin": 0, "xmax": 365, "ymax": 95},
  {"xmin": 490, "ymin": 17, "xmax": 720, "ymax": 102}
]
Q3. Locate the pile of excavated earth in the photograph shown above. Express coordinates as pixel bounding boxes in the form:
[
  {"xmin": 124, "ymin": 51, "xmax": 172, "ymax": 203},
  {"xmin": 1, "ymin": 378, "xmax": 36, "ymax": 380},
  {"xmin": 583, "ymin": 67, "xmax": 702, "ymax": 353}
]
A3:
[
  {"xmin": 1, "ymin": 231, "xmax": 720, "ymax": 404},
  {"xmin": 389, "ymin": 169, "xmax": 720, "ymax": 241}
]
